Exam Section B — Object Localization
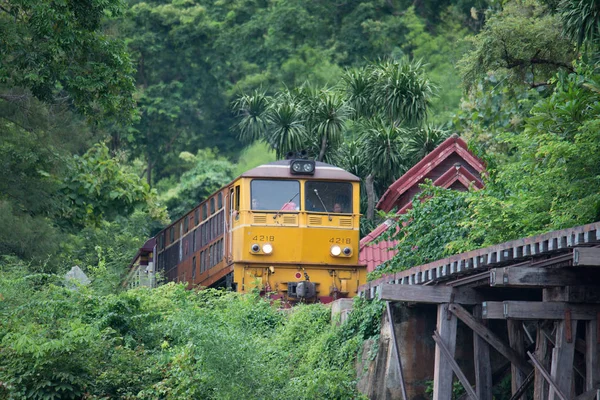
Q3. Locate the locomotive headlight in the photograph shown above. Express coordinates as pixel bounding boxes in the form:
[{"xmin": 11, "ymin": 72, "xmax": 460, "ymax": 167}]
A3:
[
  {"xmin": 330, "ymin": 245, "xmax": 342, "ymax": 256},
  {"xmin": 262, "ymin": 243, "xmax": 273, "ymax": 254},
  {"xmin": 290, "ymin": 160, "xmax": 315, "ymax": 175},
  {"xmin": 251, "ymin": 244, "xmax": 260, "ymax": 253}
]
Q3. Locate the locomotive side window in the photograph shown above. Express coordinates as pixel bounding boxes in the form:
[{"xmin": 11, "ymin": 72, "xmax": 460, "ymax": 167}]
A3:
[
  {"xmin": 305, "ymin": 181, "xmax": 352, "ymax": 213},
  {"xmin": 251, "ymin": 180, "xmax": 300, "ymax": 211},
  {"xmin": 234, "ymin": 185, "xmax": 240, "ymax": 212}
]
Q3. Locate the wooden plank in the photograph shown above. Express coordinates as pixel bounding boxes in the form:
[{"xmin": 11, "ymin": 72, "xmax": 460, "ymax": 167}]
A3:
[
  {"xmin": 473, "ymin": 306, "xmax": 493, "ymax": 400},
  {"xmin": 508, "ymin": 320, "xmax": 527, "ymax": 400},
  {"xmin": 573, "ymin": 248, "xmax": 600, "ymax": 266},
  {"xmin": 379, "ymin": 284, "xmax": 482, "ymax": 304},
  {"xmin": 386, "ymin": 302, "xmax": 408, "ymax": 400},
  {"xmin": 586, "ymin": 320, "xmax": 599, "ymax": 391},
  {"xmin": 549, "ymin": 319, "xmax": 577, "ymax": 400},
  {"xmin": 432, "ymin": 331, "xmax": 479, "ymax": 400},
  {"xmin": 528, "ymin": 351, "xmax": 568, "ymax": 400},
  {"xmin": 534, "ymin": 323, "xmax": 550, "ymax": 400},
  {"xmin": 482, "ymin": 301, "xmax": 598, "ymax": 320},
  {"xmin": 449, "ymin": 304, "xmax": 533, "ymax": 375},
  {"xmin": 433, "ymin": 303, "xmax": 458, "ymax": 400},
  {"xmin": 544, "ymin": 286, "xmax": 600, "ymax": 304},
  {"xmin": 490, "ymin": 266, "xmax": 600, "ymax": 287}
]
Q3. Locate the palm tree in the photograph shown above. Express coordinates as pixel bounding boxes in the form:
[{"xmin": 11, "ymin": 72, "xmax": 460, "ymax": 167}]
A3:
[
  {"xmin": 371, "ymin": 59, "xmax": 434, "ymax": 127},
  {"xmin": 265, "ymin": 96, "xmax": 306, "ymax": 159},
  {"xmin": 358, "ymin": 118, "xmax": 410, "ymax": 220},
  {"xmin": 559, "ymin": 0, "xmax": 600, "ymax": 49},
  {"xmin": 231, "ymin": 90, "xmax": 271, "ymax": 143},
  {"xmin": 406, "ymin": 125, "xmax": 450, "ymax": 165},
  {"xmin": 342, "ymin": 67, "xmax": 375, "ymax": 119},
  {"xmin": 311, "ymin": 90, "xmax": 351, "ymax": 162}
]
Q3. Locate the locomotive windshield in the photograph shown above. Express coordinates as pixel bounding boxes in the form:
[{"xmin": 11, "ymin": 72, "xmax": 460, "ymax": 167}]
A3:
[
  {"xmin": 305, "ymin": 181, "xmax": 352, "ymax": 213},
  {"xmin": 251, "ymin": 180, "xmax": 300, "ymax": 211}
]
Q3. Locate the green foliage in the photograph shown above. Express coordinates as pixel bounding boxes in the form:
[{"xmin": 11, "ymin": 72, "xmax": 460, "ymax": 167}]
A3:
[
  {"xmin": 454, "ymin": 64, "xmax": 600, "ymax": 247},
  {"xmin": 160, "ymin": 149, "xmax": 235, "ymax": 220},
  {"xmin": 59, "ymin": 143, "xmax": 162, "ymax": 229},
  {"xmin": 460, "ymin": 0, "xmax": 575, "ymax": 88},
  {"xmin": 370, "ymin": 183, "xmax": 472, "ymax": 279},
  {"xmin": 0, "ymin": 262, "xmax": 379, "ymax": 400},
  {"xmin": 0, "ymin": 0, "xmax": 136, "ymax": 123},
  {"xmin": 559, "ymin": 0, "xmax": 600, "ymax": 49},
  {"xmin": 233, "ymin": 142, "xmax": 277, "ymax": 177}
]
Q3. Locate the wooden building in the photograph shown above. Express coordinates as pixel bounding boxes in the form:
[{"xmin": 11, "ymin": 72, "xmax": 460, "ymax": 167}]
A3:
[{"xmin": 359, "ymin": 134, "xmax": 486, "ymax": 272}]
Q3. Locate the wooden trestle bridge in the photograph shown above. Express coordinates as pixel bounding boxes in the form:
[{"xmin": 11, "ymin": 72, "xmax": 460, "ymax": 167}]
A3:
[{"xmin": 358, "ymin": 221, "xmax": 600, "ymax": 400}]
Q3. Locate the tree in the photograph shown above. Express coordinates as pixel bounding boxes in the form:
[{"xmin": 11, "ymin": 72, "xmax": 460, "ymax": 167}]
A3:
[
  {"xmin": 0, "ymin": 0, "xmax": 135, "ymax": 123},
  {"xmin": 460, "ymin": 0, "xmax": 575, "ymax": 89},
  {"xmin": 59, "ymin": 143, "xmax": 163, "ymax": 229}
]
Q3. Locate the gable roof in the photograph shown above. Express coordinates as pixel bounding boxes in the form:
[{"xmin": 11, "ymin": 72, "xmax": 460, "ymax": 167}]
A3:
[
  {"xmin": 359, "ymin": 135, "xmax": 486, "ymax": 272},
  {"xmin": 377, "ymin": 134, "xmax": 485, "ymax": 212}
]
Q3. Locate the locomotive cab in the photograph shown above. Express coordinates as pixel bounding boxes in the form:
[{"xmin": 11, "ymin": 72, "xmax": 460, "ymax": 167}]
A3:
[{"xmin": 228, "ymin": 160, "xmax": 366, "ymax": 303}]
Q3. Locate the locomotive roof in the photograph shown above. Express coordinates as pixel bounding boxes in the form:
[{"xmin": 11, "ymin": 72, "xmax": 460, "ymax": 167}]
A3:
[{"xmin": 241, "ymin": 160, "xmax": 360, "ymax": 182}]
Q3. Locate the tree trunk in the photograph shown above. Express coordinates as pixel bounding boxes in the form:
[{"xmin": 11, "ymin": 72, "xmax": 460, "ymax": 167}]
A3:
[
  {"xmin": 146, "ymin": 151, "xmax": 152, "ymax": 186},
  {"xmin": 317, "ymin": 134, "xmax": 327, "ymax": 162},
  {"xmin": 366, "ymin": 174, "xmax": 375, "ymax": 220}
]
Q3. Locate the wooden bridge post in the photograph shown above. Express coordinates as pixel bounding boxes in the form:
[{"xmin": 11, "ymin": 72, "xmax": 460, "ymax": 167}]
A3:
[
  {"xmin": 473, "ymin": 305, "xmax": 492, "ymax": 400},
  {"xmin": 433, "ymin": 303, "xmax": 458, "ymax": 400},
  {"xmin": 508, "ymin": 320, "xmax": 527, "ymax": 400},
  {"xmin": 549, "ymin": 319, "xmax": 578, "ymax": 400},
  {"xmin": 533, "ymin": 323, "xmax": 550, "ymax": 400},
  {"xmin": 586, "ymin": 319, "xmax": 599, "ymax": 391}
]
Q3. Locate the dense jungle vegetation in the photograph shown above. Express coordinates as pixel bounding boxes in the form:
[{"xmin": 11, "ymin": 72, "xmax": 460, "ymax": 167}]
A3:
[{"xmin": 1, "ymin": 0, "xmax": 600, "ymax": 398}]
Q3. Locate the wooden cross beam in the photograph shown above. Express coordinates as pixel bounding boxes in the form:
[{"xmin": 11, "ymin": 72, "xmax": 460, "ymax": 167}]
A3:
[
  {"xmin": 528, "ymin": 351, "xmax": 568, "ymax": 400},
  {"xmin": 448, "ymin": 304, "xmax": 533, "ymax": 375},
  {"xmin": 483, "ymin": 301, "xmax": 598, "ymax": 320},
  {"xmin": 490, "ymin": 266, "xmax": 600, "ymax": 287},
  {"xmin": 379, "ymin": 284, "xmax": 482, "ymax": 304},
  {"xmin": 573, "ymin": 247, "xmax": 600, "ymax": 266}
]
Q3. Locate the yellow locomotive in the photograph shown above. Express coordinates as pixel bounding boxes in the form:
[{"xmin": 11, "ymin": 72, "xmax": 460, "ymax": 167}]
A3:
[{"xmin": 151, "ymin": 158, "xmax": 366, "ymax": 303}]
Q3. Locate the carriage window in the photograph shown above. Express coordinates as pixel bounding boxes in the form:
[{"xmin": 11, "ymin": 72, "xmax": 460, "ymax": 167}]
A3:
[
  {"xmin": 194, "ymin": 209, "xmax": 199, "ymax": 225},
  {"xmin": 217, "ymin": 193, "xmax": 223, "ymax": 209},
  {"xmin": 305, "ymin": 181, "xmax": 352, "ymax": 213},
  {"xmin": 251, "ymin": 180, "xmax": 300, "ymax": 211},
  {"xmin": 170, "ymin": 227, "xmax": 175, "ymax": 243},
  {"xmin": 210, "ymin": 198, "xmax": 215, "ymax": 214},
  {"xmin": 184, "ymin": 217, "xmax": 189, "ymax": 232},
  {"xmin": 202, "ymin": 204, "xmax": 207, "ymax": 219}
]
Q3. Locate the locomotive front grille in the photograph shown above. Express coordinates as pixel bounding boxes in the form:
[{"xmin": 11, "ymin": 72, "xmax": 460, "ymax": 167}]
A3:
[
  {"xmin": 253, "ymin": 215, "xmax": 267, "ymax": 224},
  {"xmin": 309, "ymin": 216, "xmax": 323, "ymax": 225},
  {"xmin": 339, "ymin": 217, "xmax": 352, "ymax": 227},
  {"xmin": 283, "ymin": 215, "xmax": 297, "ymax": 225}
]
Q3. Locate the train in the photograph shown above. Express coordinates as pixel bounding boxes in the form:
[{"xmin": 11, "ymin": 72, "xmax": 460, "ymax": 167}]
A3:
[{"xmin": 126, "ymin": 157, "xmax": 367, "ymax": 304}]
